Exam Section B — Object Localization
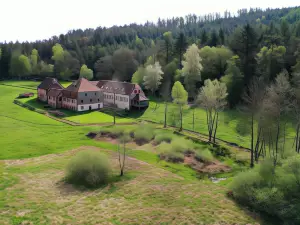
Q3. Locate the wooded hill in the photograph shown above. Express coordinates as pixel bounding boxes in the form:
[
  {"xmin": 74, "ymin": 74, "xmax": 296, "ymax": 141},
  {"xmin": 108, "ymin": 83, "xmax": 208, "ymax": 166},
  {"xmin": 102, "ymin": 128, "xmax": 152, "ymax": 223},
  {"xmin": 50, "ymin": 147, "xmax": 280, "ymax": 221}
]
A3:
[{"xmin": 1, "ymin": 6, "xmax": 300, "ymax": 107}]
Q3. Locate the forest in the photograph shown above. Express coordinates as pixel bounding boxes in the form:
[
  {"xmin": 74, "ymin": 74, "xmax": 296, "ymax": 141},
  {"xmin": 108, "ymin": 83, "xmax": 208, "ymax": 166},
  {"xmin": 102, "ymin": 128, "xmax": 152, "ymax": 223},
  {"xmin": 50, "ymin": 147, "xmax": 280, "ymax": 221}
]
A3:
[{"xmin": 1, "ymin": 6, "xmax": 300, "ymax": 223}]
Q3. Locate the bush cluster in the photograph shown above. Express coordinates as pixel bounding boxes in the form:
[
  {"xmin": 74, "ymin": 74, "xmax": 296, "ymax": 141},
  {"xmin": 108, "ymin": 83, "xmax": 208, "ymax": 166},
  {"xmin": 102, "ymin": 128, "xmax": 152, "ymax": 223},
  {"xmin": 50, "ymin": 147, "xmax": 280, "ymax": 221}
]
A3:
[
  {"xmin": 66, "ymin": 150, "xmax": 111, "ymax": 188},
  {"xmin": 158, "ymin": 143, "xmax": 185, "ymax": 163},
  {"xmin": 231, "ymin": 156, "xmax": 300, "ymax": 224},
  {"xmin": 194, "ymin": 149, "xmax": 214, "ymax": 162},
  {"xmin": 133, "ymin": 125, "xmax": 155, "ymax": 144},
  {"xmin": 154, "ymin": 132, "xmax": 174, "ymax": 144}
]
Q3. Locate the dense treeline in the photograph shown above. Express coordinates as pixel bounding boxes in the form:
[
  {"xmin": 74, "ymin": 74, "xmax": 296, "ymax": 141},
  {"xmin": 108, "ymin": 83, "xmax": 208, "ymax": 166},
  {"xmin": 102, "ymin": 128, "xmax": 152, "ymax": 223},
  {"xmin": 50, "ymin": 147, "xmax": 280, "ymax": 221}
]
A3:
[{"xmin": 1, "ymin": 6, "xmax": 300, "ymax": 108}]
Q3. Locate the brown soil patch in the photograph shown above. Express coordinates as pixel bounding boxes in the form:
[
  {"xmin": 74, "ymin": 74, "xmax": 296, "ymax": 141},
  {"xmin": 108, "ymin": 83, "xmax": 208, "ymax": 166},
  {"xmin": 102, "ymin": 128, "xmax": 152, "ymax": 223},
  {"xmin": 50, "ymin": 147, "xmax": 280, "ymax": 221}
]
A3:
[{"xmin": 184, "ymin": 154, "xmax": 231, "ymax": 174}]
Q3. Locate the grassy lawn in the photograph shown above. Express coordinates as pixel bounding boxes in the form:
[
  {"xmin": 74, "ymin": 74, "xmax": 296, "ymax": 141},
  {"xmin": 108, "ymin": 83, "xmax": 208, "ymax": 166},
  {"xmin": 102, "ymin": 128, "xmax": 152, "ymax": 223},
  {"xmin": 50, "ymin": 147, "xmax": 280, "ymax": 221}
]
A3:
[
  {"xmin": 131, "ymin": 101, "xmax": 296, "ymax": 149},
  {"xmin": 0, "ymin": 82, "xmax": 267, "ymax": 224},
  {"xmin": 0, "ymin": 147, "xmax": 259, "ymax": 225},
  {"xmin": 0, "ymin": 80, "xmax": 71, "ymax": 88},
  {"xmin": 18, "ymin": 96, "xmax": 133, "ymax": 124}
]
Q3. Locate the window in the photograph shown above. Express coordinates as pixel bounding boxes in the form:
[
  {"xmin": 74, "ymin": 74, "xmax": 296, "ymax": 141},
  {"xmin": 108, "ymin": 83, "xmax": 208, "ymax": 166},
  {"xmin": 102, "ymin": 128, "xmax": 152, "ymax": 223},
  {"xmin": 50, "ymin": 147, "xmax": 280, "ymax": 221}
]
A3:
[
  {"xmin": 72, "ymin": 100, "xmax": 73, "ymax": 103},
  {"xmin": 85, "ymin": 93, "xmax": 87, "ymax": 96},
  {"xmin": 81, "ymin": 106, "xmax": 84, "ymax": 110},
  {"xmin": 81, "ymin": 100, "xmax": 83, "ymax": 103},
  {"xmin": 95, "ymin": 92, "xmax": 96, "ymax": 96},
  {"xmin": 98, "ymin": 104, "xmax": 100, "ymax": 108},
  {"xmin": 98, "ymin": 99, "xmax": 100, "ymax": 102},
  {"xmin": 48, "ymin": 96, "xmax": 50, "ymax": 99},
  {"xmin": 90, "ymin": 99, "xmax": 92, "ymax": 102}
]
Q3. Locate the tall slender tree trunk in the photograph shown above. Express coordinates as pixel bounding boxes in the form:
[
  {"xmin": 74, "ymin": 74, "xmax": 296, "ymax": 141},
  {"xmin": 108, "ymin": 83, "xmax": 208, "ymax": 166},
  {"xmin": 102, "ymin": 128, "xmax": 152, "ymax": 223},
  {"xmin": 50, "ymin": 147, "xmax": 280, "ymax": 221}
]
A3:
[
  {"xmin": 295, "ymin": 124, "xmax": 300, "ymax": 153},
  {"xmin": 250, "ymin": 113, "xmax": 254, "ymax": 168},
  {"xmin": 179, "ymin": 105, "xmax": 183, "ymax": 131},
  {"xmin": 164, "ymin": 102, "xmax": 167, "ymax": 128},
  {"xmin": 213, "ymin": 112, "xmax": 219, "ymax": 143}
]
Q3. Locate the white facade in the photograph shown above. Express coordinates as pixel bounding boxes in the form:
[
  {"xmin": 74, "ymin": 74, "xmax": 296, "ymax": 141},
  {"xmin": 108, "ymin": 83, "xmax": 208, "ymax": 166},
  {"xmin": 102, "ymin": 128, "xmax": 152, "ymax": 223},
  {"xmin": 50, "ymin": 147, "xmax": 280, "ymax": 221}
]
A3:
[
  {"xmin": 62, "ymin": 98, "xmax": 77, "ymax": 111},
  {"xmin": 77, "ymin": 103, "xmax": 103, "ymax": 112},
  {"xmin": 103, "ymin": 92, "xmax": 130, "ymax": 110}
]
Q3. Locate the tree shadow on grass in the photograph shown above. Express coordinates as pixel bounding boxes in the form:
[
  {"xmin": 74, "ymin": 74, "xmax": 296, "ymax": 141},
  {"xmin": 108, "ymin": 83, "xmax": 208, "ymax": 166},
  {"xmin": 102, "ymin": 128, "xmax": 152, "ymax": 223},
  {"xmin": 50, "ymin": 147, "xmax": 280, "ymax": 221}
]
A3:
[
  {"xmin": 56, "ymin": 172, "xmax": 137, "ymax": 196},
  {"xmin": 233, "ymin": 201, "xmax": 282, "ymax": 225}
]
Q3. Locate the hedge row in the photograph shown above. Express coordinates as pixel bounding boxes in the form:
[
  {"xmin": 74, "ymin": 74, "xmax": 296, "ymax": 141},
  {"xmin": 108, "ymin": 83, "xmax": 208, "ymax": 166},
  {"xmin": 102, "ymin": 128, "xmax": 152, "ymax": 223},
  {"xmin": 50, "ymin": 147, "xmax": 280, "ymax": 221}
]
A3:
[{"xmin": 14, "ymin": 99, "xmax": 46, "ymax": 115}]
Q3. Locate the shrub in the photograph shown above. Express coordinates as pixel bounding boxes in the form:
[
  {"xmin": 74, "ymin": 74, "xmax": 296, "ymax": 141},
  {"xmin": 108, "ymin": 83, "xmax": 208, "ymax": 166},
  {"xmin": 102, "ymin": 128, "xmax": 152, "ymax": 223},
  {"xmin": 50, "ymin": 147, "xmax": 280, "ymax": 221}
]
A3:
[
  {"xmin": 154, "ymin": 132, "xmax": 174, "ymax": 144},
  {"xmin": 100, "ymin": 126, "xmax": 125, "ymax": 138},
  {"xmin": 209, "ymin": 144, "xmax": 231, "ymax": 157},
  {"xmin": 66, "ymin": 150, "xmax": 111, "ymax": 188},
  {"xmin": 170, "ymin": 138, "xmax": 195, "ymax": 154},
  {"xmin": 195, "ymin": 149, "xmax": 214, "ymax": 162},
  {"xmin": 230, "ymin": 156, "xmax": 300, "ymax": 224},
  {"xmin": 134, "ymin": 125, "xmax": 154, "ymax": 144},
  {"xmin": 158, "ymin": 143, "xmax": 184, "ymax": 163}
]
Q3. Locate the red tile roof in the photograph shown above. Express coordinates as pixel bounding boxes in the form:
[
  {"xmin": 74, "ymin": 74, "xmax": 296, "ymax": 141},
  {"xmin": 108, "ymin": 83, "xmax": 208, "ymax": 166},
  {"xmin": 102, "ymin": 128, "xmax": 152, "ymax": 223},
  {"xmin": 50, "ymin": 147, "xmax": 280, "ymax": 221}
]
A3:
[
  {"xmin": 96, "ymin": 80, "xmax": 136, "ymax": 95},
  {"xmin": 38, "ymin": 77, "xmax": 63, "ymax": 90},
  {"xmin": 65, "ymin": 78, "xmax": 101, "ymax": 92}
]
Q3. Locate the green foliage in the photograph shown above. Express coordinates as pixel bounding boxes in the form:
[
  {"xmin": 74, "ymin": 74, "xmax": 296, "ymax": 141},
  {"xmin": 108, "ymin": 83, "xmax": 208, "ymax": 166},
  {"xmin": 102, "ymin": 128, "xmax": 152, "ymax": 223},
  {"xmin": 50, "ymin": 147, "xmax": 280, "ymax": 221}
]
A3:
[
  {"xmin": 199, "ymin": 46, "xmax": 233, "ymax": 80},
  {"xmin": 163, "ymin": 31, "xmax": 173, "ymax": 64},
  {"xmin": 174, "ymin": 33, "xmax": 188, "ymax": 68},
  {"xmin": 94, "ymin": 56, "xmax": 113, "ymax": 80},
  {"xmin": 197, "ymin": 79, "xmax": 228, "ymax": 110},
  {"xmin": 134, "ymin": 125, "xmax": 155, "ymax": 144},
  {"xmin": 195, "ymin": 149, "xmax": 214, "ymax": 162},
  {"xmin": 256, "ymin": 45, "xmax": 286, "ymax": 81},
  {"xmin": 112, "ymin": 48, "xmax": 138, "ymax": 81},
  {"xmin": 52, "ymin": 44, "xmax": 80, "ymax": 80},
  {"xmin": 143, "ymin": 62, "xmax": 163, "ymax": 94},
  {"xmin": 182, "ymin": 44, "xmax": 203, "ymax": 97},
  {"xmin": 170, "ymin": 138, "xmax": 195, "ymax": 154},
  {"xmin": 79, "ymin": 64, "xmax": 93, "ymax": 80},
  {"xmin": 40, "ymin": 61, "xmax": 54, "ymax": 76},
  {"xmin": 9, "ymin": 49, "xmax": 31, "ymax": 78},
  {"xmin": 66, "ymin": 150, "xmax": 111, "ymax": 188},
  {"xmin": 221, "ymin": 55, "xmax": 244, "ymax": 107},
  {"xmin": 160, "ymin": 149, "xmax": 185, "ymax": 163},
  {"xmin": 171, "ymin": 81, "xmax": 188, "ymax": 105},
  {"xmin": 30, "ymin": 49, "xmax": 39, "ymax": 75},
  {"xmin": 154, "ymin": 132, "xmax": 174, "ymax": 144},
  {"xmin": 18, "ymin": 55, "xmax": 32, "ymax": 76},
  {"xmin": 231, "ymin": 156, "xmax": 300, "ymax": 224},
  {"xmin": 131, "ymin": 66, "xmax": 145, "ymax": 85}
]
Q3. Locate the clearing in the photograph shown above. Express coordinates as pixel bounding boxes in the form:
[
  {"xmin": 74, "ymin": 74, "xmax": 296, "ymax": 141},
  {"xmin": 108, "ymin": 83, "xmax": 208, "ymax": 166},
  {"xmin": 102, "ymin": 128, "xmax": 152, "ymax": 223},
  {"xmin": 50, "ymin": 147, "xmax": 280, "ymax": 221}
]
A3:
[{"xmin": 1, "ymin": 147, "xmax": 259, "ymax": 225}]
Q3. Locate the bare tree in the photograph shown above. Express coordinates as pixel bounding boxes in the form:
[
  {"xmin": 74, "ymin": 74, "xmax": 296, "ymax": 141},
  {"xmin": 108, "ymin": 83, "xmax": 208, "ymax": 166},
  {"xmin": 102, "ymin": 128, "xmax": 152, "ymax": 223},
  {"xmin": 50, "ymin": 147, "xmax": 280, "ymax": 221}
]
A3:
[
  {"xmin": 160, "ymin": 81, "xmax": 171, "ymax": 128},
  {"xmin": 262, "ymin": 70, "xmax": 292, "ymax": 166},
  {"xmin": 117, "ymin": 134, "xmax": 130, "ymax": 176},
  {"xmin": 197, "ymin": 79, "xmax": 227, "ymax": 143},
  {"xmin": 242, "ymin": 77, "xmax": 266, "ymax": 167}
]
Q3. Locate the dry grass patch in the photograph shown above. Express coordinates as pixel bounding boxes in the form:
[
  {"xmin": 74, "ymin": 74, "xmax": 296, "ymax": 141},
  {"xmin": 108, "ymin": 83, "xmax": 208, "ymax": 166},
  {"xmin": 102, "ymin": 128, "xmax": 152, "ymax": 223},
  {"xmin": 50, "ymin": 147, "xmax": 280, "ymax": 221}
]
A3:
[{"xmin": 1, "ymin": 146, "xmax": 260, "ymax": 225}]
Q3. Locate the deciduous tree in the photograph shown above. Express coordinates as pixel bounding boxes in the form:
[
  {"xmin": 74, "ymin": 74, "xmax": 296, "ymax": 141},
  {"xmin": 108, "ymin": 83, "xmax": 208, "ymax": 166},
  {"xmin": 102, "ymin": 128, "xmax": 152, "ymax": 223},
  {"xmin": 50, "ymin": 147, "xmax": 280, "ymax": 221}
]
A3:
[
  {"xmin": 171, "ymin": 81, "xmax": 188, "ymax": 131},
  {"xmin": 143, "ymin": 62, "xmax": 164, "ymax": 95},
  {"xmin": 79, "ymin": 64, "xmax": 93, "ymax": 80},
  {"xmin": 163, "ymin": 31, "xmax": 173, "ymax": 64},
  {"xmin": 112, "ymin": 48, "xmax": 138, "ymax": 81},
  {"xmin": 197, "ymin": 79, "xmax": 228, "ymax": 142},
  {"xmin": 182, "ymin": 44, "xmax": 203, "ymax": 98}
]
